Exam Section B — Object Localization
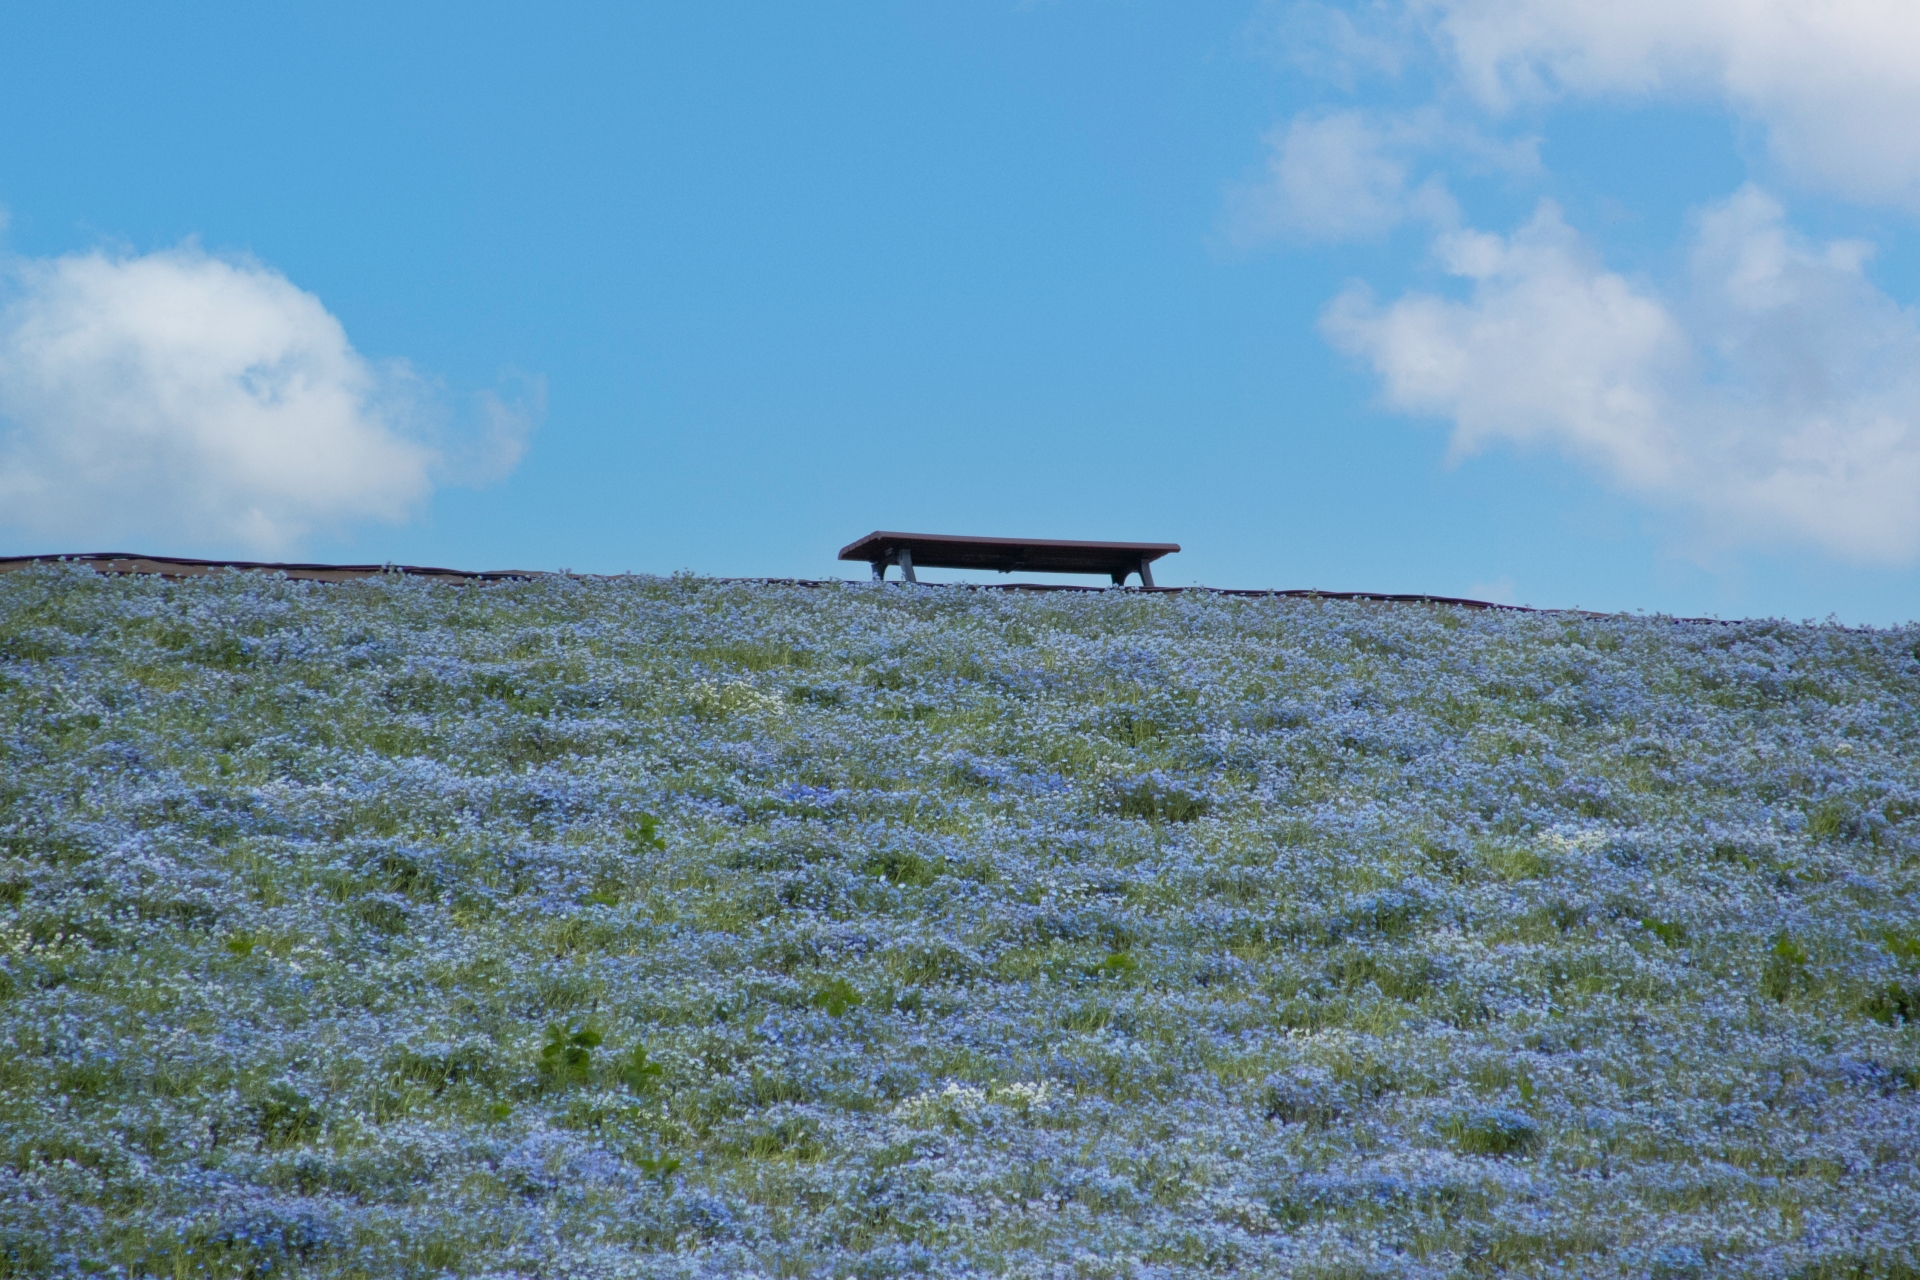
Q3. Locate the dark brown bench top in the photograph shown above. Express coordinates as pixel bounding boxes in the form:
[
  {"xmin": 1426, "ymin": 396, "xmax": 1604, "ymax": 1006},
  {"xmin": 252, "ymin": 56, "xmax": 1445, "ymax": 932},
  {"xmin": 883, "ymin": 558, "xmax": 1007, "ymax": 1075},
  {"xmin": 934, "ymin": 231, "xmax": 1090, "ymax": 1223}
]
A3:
[{"xmin": 838, "ymin": 531, "xmax": 1178, "ymax": 585}]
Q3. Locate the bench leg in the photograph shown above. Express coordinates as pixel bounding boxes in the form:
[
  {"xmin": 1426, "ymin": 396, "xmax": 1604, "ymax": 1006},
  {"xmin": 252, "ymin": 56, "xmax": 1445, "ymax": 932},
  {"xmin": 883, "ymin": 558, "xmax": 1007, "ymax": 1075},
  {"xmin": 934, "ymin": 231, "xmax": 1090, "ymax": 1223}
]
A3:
[
  {"xmin": 1110, "ymin": 570, "xmax": 1127, "ymax": 586},
  {"xmin": 1137, "ymin": 558, "xmax": 1154, "ymax": 589},
  {"xmin": 872, "ymin": 560, "xmax": 887, "ymax": 581},
  {"xmin": 896, "ymin": 549, "xmax": 917, "ymax": 583}
]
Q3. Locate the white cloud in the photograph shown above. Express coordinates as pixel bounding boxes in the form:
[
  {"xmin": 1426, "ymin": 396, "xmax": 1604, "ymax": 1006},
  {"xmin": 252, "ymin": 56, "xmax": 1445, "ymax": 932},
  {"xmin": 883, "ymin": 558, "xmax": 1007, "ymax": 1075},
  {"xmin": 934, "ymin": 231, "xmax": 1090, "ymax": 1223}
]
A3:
[
  {"xmin": 1412, "ymin": 0, "xmax": 1920, "ymax": 209},
  {"xmin": 1322, "ymin": 189, "xmax": 1920, "ymax": 563},
  {"xmin": 1251, "ymin": 2, "xmax": 1920, "ymax": 565},
  {"xmin": 1231, "ymin": 110, "xmax": 1451, "ymax": 242},
  {"xmin": 454, "ymin": 369, "xmax": 545, "ymax": 489},
  {"xmin": 1228, "ymin": 107, "xmax": 1535, "ymax": 243},
  {"xmin": 0, "ymin": 246, "xmax": 535, "ymax": 555}
]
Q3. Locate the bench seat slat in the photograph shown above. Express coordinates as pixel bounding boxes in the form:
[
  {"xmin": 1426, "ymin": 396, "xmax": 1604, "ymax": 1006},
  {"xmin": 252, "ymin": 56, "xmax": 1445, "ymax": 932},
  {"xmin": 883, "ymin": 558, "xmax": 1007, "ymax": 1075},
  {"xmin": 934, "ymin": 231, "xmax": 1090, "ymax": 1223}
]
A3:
[{"xmin": 837, "ymin": 531, "xmax": 1178, "ymax": 580}]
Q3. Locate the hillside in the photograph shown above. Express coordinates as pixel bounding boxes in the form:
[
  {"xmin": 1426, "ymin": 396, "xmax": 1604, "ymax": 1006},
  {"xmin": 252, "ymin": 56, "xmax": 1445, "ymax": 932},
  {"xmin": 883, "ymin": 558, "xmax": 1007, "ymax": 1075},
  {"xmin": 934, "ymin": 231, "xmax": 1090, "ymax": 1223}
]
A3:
[{"xmin": 3, "ymin": 565, "xmax": 1918, "ymax": 1278}]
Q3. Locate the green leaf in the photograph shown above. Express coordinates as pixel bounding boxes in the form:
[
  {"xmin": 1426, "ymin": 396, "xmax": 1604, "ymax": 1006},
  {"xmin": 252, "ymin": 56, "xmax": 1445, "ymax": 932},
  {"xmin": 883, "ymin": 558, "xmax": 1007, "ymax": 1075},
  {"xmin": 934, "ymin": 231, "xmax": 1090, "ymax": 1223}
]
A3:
[
  {"xmin": 625, "ymin": 813, "xmax": 665, "ymax": 851},
  {"xmin": 619, "ymin": 1044, "xmax": 664, "ymax": 1093},
  {"xmin": 1640, "ymin": 918, "xmax": 1686, "ymax": 946},
  {"xmin": 636, "ymin": 1152, "xmax": 681, "ymax": 1182},
  {"xmin": 808, "ymin": 978, "xmax": 863, "ymax": 1017},
  {"xmin": 539, "ymin": 1023, "xmax": 600, "ymax": 1087}
]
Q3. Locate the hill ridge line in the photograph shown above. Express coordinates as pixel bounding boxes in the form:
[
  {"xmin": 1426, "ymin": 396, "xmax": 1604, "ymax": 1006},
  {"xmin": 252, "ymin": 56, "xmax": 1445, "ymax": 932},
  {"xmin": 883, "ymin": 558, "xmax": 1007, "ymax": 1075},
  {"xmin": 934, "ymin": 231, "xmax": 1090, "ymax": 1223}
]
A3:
[{"xmin": 0, "ymin": 551, "xmax": 1719, "ymax": 622}]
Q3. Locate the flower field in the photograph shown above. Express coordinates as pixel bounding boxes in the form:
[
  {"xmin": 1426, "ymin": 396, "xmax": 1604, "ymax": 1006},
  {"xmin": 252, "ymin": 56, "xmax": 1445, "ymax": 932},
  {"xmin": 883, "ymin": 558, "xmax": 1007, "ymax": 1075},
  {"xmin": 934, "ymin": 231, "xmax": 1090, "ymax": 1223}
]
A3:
[{"xmin": 2, "ymin": 565, "xmax": 1918, "ymax": 1279}]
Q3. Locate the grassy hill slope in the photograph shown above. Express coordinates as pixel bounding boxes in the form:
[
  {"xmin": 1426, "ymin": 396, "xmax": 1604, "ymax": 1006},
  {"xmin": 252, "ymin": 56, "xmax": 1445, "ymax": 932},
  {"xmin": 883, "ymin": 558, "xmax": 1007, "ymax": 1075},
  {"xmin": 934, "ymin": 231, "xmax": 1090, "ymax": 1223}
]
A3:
[{"xmin": 2, "ymin": 566, "xmax": 1919, "ymax": 1278}]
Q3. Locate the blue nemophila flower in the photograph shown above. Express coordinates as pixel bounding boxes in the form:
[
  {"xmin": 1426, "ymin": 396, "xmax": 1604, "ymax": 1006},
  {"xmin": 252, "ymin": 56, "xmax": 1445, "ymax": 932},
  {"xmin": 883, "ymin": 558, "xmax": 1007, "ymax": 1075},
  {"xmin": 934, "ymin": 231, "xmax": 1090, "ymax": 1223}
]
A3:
[{"xmin": 0, "ymin": 563, "xmax": 1917, "ymax": 1276}]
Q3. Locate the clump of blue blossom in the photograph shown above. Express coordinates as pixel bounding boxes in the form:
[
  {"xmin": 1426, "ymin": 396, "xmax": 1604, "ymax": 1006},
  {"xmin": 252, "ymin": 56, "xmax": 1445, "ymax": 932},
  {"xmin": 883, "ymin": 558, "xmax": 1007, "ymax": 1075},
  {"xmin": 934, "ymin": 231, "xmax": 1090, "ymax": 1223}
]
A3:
[{"xmin": 2, "ymin": 563, "xmax": 1918, "ymax": 1277}]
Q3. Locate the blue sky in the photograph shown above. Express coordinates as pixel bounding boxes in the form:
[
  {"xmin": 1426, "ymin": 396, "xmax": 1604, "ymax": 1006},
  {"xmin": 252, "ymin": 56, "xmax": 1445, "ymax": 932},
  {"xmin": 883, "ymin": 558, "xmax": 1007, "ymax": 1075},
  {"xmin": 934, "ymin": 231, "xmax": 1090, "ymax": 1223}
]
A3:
[{"xmin": 2, "ymin": 1, "xmax": 1918, "ymax": 622}]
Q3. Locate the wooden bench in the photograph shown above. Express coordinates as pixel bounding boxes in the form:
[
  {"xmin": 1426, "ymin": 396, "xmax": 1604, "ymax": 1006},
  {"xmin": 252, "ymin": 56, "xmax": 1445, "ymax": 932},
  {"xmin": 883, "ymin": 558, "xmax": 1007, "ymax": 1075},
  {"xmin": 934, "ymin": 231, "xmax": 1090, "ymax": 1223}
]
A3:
[{"xmin": 838, "ymin": 531, "xmax": 1179, "ymax": 586}]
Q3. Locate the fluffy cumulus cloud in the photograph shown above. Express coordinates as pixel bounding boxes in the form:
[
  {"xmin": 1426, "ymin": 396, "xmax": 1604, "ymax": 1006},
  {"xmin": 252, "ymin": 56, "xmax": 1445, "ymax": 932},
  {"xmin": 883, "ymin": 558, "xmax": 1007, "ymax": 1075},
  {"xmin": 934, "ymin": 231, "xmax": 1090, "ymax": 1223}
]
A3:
[
  {"xmin": 1323, "ymin": 188, "xmax": 1920, "ymax": 563},
  {"xmin": 0, "ymin": 247, "xmax": 536, "ymax": 554},
  {"xmin": 1259, "ymin": 0, "xmax": 1920, "ymax": 225},
  {"xmin": 1247, "ymin": 0, "xmax": 1920, "ymax": 564},
  {"xmin": 1416, "ymin": 0, "xmax": 1920, "ymax": 210}
]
